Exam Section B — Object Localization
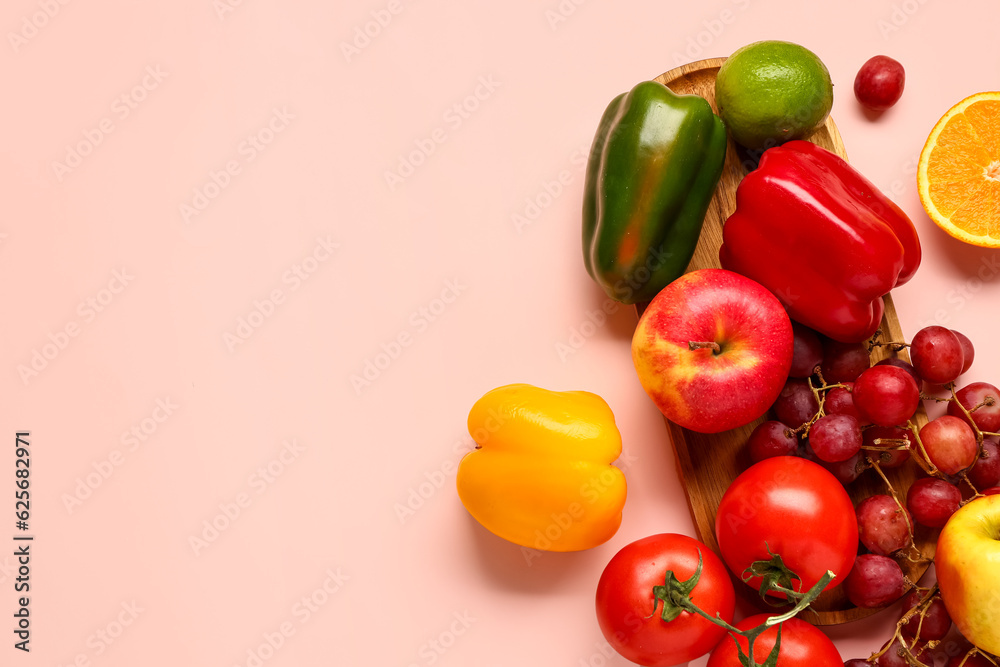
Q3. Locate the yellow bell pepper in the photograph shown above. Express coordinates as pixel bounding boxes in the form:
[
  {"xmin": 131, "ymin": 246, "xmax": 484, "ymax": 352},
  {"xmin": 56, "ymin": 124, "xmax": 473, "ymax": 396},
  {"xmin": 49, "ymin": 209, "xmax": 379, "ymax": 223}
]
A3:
[{"xmin": 456, "ymin": 383, "xmax": 627, "ymax": 552}]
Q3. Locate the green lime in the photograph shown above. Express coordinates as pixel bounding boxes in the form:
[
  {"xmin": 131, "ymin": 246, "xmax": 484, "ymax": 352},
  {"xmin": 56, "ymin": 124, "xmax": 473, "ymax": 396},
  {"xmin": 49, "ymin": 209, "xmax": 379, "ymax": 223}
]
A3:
[{"xmin": 715, "ymin": 40, "xmax": 833, "ymax": 150}]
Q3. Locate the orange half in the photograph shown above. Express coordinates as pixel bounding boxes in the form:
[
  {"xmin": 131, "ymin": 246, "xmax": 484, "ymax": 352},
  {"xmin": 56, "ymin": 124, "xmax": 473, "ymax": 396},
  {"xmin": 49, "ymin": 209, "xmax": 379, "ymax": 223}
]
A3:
[{"xmin": 917, "ymin": 92, "xmax": 1000, "ymax": 247}]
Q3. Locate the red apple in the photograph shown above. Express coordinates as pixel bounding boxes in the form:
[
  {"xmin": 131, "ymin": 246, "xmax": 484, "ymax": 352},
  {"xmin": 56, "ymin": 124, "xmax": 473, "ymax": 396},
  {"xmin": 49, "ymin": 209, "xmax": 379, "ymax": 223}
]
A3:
[
  {"xmin": 631, "ymin": 269, "xmax": 793, "ymax": 433},
  {"xmin": 936, "ymin": 494, "xmax": 1000, "ymax": 655}
]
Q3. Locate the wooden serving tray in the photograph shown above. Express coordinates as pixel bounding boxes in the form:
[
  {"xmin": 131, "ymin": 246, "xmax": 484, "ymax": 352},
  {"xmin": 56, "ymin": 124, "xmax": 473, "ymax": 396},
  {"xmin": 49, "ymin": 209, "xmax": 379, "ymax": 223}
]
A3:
[{"xmin": 637, "ymin": 58, "xmax": 933, "ymax": 626}]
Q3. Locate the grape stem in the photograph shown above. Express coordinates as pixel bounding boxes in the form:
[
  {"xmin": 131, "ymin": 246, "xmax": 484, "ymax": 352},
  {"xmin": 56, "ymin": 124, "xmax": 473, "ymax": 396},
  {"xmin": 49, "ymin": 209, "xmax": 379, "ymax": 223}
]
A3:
[
  {"xmin": 970, "ymin": 395, "xmax": 996, "ymax": 413},
  {"xmin": 960, "ymin": 649, "xmax": 1000, "ymax": 666},
  {"xmin": 865, "ymin": 457, "xmax": 925, "ymax": 563},
  {"xmin": 792, "ymin": 374, "xmax": 847, "ymax": 437},
  {"xmin": 866, "ymin": 328, "xmax": 910, "ymax": 353},
  {"xmin": 867, "ymin": 439, "xmax": 910, "ymax": 450},
  {"xmin": 904, "ymin": 420, "xmax": 942, "ymax": 477},
  {"xmin": 867, "ymin": 585, "xmax": 940, "ymax": 667},
  {"xmin": 947, "ymin": 383, "xmax": 989, "ymax": 495},
  {"xmin": 858, "ymin": 443, "xmax": 902, "ymax": 465},
  {"xmin": 948, "ymin": 383, "xmax": 982, "ymax": 448},
  {"xmin": 959, "ymin": 470, "xmax": 985, "ymax": 503}
]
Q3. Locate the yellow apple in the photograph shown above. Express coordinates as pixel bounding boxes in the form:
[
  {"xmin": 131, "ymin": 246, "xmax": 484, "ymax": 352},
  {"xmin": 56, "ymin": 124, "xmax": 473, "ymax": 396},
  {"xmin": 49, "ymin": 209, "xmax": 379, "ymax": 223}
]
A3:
[{"xmin": 936, "ymin": 493, "xmax": 1000, "ymax": 654}]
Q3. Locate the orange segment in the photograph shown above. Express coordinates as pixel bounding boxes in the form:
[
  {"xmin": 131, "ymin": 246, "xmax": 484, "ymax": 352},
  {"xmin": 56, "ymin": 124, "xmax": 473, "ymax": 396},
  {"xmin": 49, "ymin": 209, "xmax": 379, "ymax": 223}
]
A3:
[
  {"xmin": 949, "ymin": 181, "xmax": 994, "ymax": 237},
  {"xmin": 928, "ymin": 177, "xmax": 986, "ymax": 219},
  {"xmin": 931, "ymin": 114, "xmax": 992, "ymax": 178},
  {"xmin": 965, "ymin": 100, "xmax": 1000, "ymax": 157},
  {"xmin": 917, "ymin": 92, "xmax": 1000, "ymax": 247}
]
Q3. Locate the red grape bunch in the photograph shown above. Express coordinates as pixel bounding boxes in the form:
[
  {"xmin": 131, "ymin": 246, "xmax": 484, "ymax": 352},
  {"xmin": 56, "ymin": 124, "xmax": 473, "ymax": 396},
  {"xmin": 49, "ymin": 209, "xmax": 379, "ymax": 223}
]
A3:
[{"xmin": 746, "ymin": 322, "xmax": 1000, "ymax": 666}]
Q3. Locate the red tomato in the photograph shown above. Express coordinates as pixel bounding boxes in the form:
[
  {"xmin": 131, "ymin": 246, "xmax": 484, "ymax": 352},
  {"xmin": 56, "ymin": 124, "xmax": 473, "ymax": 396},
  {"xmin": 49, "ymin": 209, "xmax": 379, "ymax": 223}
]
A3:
[
  {"xmin": 595, "ymin": 533, "xmax": 735, "ymax": 667},
  {"xmin": 706, "ymin": 615, "xmax": 842, "ymax": 667},
  {"xmin": 715, "ymin": 457, "xmax": 857, "ymax": 597}
]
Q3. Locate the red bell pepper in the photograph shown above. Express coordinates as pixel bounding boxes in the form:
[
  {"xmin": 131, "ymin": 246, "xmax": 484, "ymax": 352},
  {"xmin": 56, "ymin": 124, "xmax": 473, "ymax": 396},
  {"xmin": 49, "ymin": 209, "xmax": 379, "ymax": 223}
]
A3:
[{"xmin": 719, "ymin": 140, "xmax": 921, "ymax": 343}]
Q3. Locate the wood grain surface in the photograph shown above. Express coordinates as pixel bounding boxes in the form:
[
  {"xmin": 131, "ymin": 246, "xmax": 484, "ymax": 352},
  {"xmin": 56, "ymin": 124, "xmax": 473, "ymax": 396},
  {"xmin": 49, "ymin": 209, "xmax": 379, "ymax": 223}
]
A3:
[{"xmin": 636, "ymin": 58, "xmax": 933, "ymax": 626}]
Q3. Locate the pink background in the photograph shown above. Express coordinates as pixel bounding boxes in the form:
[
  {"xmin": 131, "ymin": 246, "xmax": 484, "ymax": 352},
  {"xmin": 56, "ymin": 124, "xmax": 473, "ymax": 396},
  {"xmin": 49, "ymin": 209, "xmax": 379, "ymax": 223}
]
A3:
[{"xmin": 3, "ymin": 0, "xmax": 999, "ymax": 664}]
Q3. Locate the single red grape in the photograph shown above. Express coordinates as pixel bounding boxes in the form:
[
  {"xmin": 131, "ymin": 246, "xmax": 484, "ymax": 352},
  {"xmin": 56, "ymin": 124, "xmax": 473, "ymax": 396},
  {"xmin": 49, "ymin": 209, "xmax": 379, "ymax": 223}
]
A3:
[
  {"xmin": 909, "ymin": 326, "xmax": 964, "ymax": 385},
  {"xmin": 844, "ymin": 554, "xmax": 905, "ymax": 608},
  {"xmin": 809, "ymin": 414, "xmax": 862, "ymax": 462},
  {"xmin": 856, "ymin": 494, "xmax": 913, "ymax": 555},
  {"xmin": 852, "ymin": 365, "xmax": 920, "ymax": 427},
  {"xmin": 820, "ymin": 451, "xmax": 865, "ymax": 485},
  {"xmin": 946, "ymin": 381, "xmax": 1000, "ymax": 432},
  {"xmin": 951, "ymin": 330, "xmax": 975, "ymax": 374},
  {"xmin": 845, "ymin": 660, "xmax": 874, "ymax": 667},
  {"xmin": 875, "ymin": 358, "xmax": 922, "ymax": 388},
  {"xmin": 772, "ymin": 378, "xmax": 819, "ymax": 429},
  {"xmin": 789, "ymin": 321, "xmax": 823, "ymax": 378},
  {"xmin": 822, "ymin": 339, "xmax": 871, "ymax": 383},
  {"xmin": 863, "ymin": 425, "xmax": 912, "ymax": 468},
  {"xmin": 854, "ymin": 55, "xmax": 905, "ymax": 111},
  {"xmin": 919, "ymin": 415, "xmax": 978, "ymax": 475},
  {"xmin": 906, "ymin": 477, "xmax": 961, "ymax": 528},
  {"xmin": 747, "ymin": 420, "xmax": 798, "ymax": 462},
  {"xmin": 900, "ymin": 589, "xmax": 952, "ymax": 641},
  {"xmin": 825, "ymin": 382, "xmax": 868, "ymax": 424},
  {"xmin": 969, "ymin": 436, "xmax": 1000, "ymax": 490}
]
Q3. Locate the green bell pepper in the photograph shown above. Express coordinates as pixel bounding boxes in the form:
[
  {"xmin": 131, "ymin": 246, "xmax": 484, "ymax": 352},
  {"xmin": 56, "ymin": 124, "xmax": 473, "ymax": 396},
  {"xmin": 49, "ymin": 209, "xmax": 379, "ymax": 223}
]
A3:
[{"xmin": 582, "ymin": 80, "xmax": 727, "ymax": 304}]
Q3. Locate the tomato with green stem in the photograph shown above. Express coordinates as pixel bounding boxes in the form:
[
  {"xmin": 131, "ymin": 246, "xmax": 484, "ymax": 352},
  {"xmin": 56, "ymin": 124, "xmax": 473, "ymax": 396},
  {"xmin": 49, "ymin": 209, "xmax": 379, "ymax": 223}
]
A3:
[
  {"xmin": 715, "ymin": 457, "xmax": 858, "ymax": 600},
  {"xmin": 706, "ymin": 615, "xmax": 843, "ymax": 667},
  {"xmin": 595, "ymin": 533, "xmax": 735, "ymax": 667},
  {"xmin": 595, "ymin": 532, "xmax": 836, "ymax": 667}
]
